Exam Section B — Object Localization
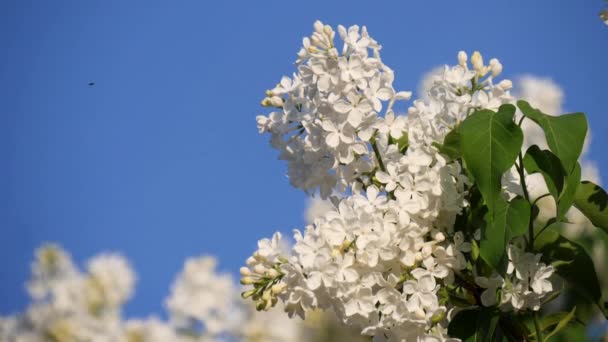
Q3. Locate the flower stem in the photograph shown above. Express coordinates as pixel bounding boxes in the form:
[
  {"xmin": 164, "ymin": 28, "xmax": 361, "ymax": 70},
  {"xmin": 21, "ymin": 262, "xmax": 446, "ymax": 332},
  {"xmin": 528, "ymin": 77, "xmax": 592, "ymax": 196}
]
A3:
[
  {"xmin": 370, "ymin": 133, "xmax": 386, "ymax": 172},
  {"xmin": 533, "ymin": 311, "xmax": 543, "ymax": 342},
  {"xmin": 516, "ymin": 152, "xmax": 535, "ymax": 251}
]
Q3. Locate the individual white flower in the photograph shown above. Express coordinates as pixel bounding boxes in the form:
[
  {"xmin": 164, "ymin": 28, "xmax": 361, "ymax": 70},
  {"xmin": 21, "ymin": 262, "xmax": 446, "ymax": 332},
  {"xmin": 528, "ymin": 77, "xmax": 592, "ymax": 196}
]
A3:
[{"xmin": 475, "ymin": 274, "xmax": 503, "ymax": 306}]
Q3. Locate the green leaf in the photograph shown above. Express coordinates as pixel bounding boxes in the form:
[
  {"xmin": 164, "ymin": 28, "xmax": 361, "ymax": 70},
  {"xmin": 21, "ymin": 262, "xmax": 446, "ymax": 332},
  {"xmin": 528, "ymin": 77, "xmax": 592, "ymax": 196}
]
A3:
[
  {"xmin": 460, "ymin": 104, "xmax": 523, "ymax": 214},
  {"xmin": 480, "ymin": 198, "xmax": 509, "ymax": 272},
  {"xmin": 476, "ymin": 309, "xmax": 500, "ymax": 342},
  {"xmin": 542, "ymin": 307, "xmax": 577, "ymax": 342},
  {"xmin": 534, "ymin": 229, "xmax": 602, "ymax": 306},
  {"xmin": 517, "ymin": 100, "xmax": 587, "ymax": 173},
  {"xmin": 557, "ymin": 163, "xmax": 581, "ymax": 220},
  {"xmin": 507, "ymin": 197, "xmax": 531, "ymax": 237},
  {"xmin": 448, "ymin": 309, "xmax": 479, "ymax": 342},
  {"xmin": 572, "ymin": 180, "xmax": 608, "ymax": 234},
  {"xmin": 435, "ymin": 125, "xmax": 461, "ymax": 160},
  {"xmin": 523, "ymin": 145, "xmax": 565, "ymax": 200}
]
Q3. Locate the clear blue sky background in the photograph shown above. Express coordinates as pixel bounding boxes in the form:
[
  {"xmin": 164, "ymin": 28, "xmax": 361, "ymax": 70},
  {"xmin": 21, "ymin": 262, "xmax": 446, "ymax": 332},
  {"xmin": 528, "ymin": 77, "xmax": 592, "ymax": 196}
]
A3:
[{"xmin": 1, "ymin": 1, "xmax": 607, "ymax": 318}]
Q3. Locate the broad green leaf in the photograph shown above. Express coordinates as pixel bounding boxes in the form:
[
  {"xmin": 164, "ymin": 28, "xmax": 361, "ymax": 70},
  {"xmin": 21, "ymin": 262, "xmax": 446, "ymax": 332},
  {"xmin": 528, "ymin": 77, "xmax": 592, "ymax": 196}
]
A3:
[
  {"xmin": 572, "ymin": 181, "xmax": 608, "ymax": 234},
  {"xmin": 435, "ymin": 126, "xmax": 461, "ymax": 160},
  {"xmin": 475, "ymin": 309, "xmax": 500, "ymax": 342},
  {"xmin": 517, "ymin": 100, "xmax": 587, "ymax": 173},
  {"xmin": 557, "ymin": 163, "xmax": 581, "ymax": 220},
  {"xmin": 448, "ymin": 309, "xmax": 479, "ymax": 342},
  {"xmin": 542, "ymin": 307, "xmax": 576, "ymax": 342},
  {"xmin": 480, "ymin": 198, "xmax": 509, "ymax": 272},
  {"xmin": 507, "ymin": 197, "xmax": 531, "ymax": 237},
  {"xmin": 534, "ymin": 229, "xmax": 602, "ymax": 306},
  {"xmin": 523, "ymin": 145, "xmax": 565, "ymax": 199},
  {"xmin": 460, "ymin": 104, "xmax": 523, "ymax": 214}
]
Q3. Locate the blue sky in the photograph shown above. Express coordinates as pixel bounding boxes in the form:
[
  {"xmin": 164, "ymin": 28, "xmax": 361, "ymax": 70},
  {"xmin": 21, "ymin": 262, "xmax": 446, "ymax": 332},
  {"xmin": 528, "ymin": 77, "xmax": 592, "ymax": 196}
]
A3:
[{"xmin": 1, "ymin": 1, "xmax": 607, "ymax": 318}]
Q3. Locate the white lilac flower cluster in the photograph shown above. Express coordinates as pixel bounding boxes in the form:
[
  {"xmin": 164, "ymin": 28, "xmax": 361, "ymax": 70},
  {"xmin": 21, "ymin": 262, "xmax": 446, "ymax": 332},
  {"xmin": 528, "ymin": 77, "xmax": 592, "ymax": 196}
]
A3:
[
  {"xmin": 475, "ymin": 245, "xmax": 554, "ymax": 312},
  {"xmin": 244, "ymin": 21, "xmax": 557, "ymax": 341},
  {"xmin": 0, "ymin": 244, "xmax": 136, "ymax": 341},
  {"xmin": 0, "ymin": 244, "xmax": 311, "ymax": 342}
]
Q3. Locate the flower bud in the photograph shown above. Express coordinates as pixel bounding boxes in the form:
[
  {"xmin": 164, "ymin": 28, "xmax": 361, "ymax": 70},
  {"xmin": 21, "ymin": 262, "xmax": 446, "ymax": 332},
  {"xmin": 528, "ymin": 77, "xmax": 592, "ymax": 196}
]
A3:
[
  {"xmin": 271, "ymin": 282, "xmax": 287, "ymax": 295},
  {"xmin": 415, "ymin": 308, "xmax": 426, "ymax": 320},
  {"xmin": 246, "ymin": 256, "xmax": 256, "ymax": 266},
  {"xmin": 489, "ymin": 58, "xmax": 502, "ymax": 77},
  {"xmin": 269, "ymin": 96, "xmax": 283, "ymax": 107},
  {"xmin": 498, "ymin": 79, "xmax": 512, "ymax": 90},
  {"xmin": 240, "ymin": 276, "xmax": 256, "ymax": 285},
  {"xmin": 253, "ymin": 264, "xmax": 266, "ymax": 275},
  {"xmin": 457, "ymin": 51, "xmax": 468, "ymax": 67},
  {"xmin": 261, "ymin": 98, "xmax": 272, "ymax": 107},
  {"xmin": 241, "ymin": 289, "xmax": 256, "ymax": 299},
  {"xmin": 471, "ymin": 51, "xmax": 484, "ymax": 71},
  {"xmin": 262, "ymin": 289, "xmax": 272, "ymax": 302},
  {"xmin": 433, "ymin": 231, "xmax": 445, "ymax": 242},
  {"xmin": 240, "ymin": 267, "xmax": 252, "ymax": 277},
  {"xmin": 266, "ymin": 268, "xmax": 280, "ymax": 278},
  {"xmin": 421, "ymin": 244, "xmax": 433, "ymax": 257},
  {"xmin": 311, "ymin": 35, "xmax": 322, "ymax": 47},
  {"xmin": 314, "ymin": 20, "xmax": 324, "ymax": 33}
]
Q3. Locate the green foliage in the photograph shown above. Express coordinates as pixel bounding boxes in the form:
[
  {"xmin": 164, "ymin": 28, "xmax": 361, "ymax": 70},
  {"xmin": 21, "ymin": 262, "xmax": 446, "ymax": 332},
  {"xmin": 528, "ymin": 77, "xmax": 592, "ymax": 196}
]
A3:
[
  {"xmin": 557, "ymin": 163, "xmax": 581, "ymax": 220},
  {"xmin": 540, "ymin": 307, "xmax": 577, "ymax": 342},
  {"xmin": 506, "ymin": 197, "xmax": 530, "ymax": 237},
  {"xmin": 517, "ymin": 100, "xmax": 587, "ymax": 174},
  {"xmin": 439, "ymin": 100, "xmax": 601, "ymax": 341},
  {"xmin": 459, "ymin": 104, "xmax": 523, "ymax": 270},
  {"xmin": 460, "ymin": 104, "xmax": 523, "ymax": 214},
  {"xmin": 534, "ymin": 229, "xmax": 602, "ymax": 308},
  {"xmin": 573, "ymin": 180, "xmax": 608, "ymax": 235},
  {"xmin": 448, "ymin": 309, "xmax": 479, "ymax": 342},
  {"xmin": 523, "ymin": 145, "xmax": 565, "ymax": 200}
]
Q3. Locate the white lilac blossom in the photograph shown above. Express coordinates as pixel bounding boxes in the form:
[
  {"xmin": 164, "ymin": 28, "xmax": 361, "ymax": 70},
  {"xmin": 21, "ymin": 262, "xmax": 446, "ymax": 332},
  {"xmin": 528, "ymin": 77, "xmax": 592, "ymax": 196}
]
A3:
[
  {"xmin": 1, "ymin": 244, "xmax": 340, "ymax": 342},
  {"xmin": 166, "ymin": 256, "xmax": 237, "ymax": 337},
  {"xmin": 244, "ymin": 21, "xmax": 548, "ymax": 341},
  {"xmin": 0, "ymin": 245, "xmax": 136, "ymax": 342}
]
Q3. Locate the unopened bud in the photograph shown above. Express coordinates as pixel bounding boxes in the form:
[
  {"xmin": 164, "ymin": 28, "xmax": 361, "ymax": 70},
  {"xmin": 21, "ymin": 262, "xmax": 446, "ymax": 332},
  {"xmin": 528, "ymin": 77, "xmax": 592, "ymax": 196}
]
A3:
[
  {"xmin": 331, "ymin": 248, "xmax": 342, "ymax": 258},
  {"xmin": 433, "ymin": 231, "xmax": 446, "ymax": 242},
  {"xmin": 457, "ymin": 51, "xmax": 468, "ymax": 67},
  {"xmin": 271, "ymin": 282, "xmax": 287, "ymax": 295},
  {"xmin": 415, "ymin": 309, "xmax": 426, "ymax": 320},
  {"xmin": 311, "ymin": 35, "xmax": 322, "ymax": 47},
  {"xmin": 240, "ymin": 276, "xmax": 256, "ymax": 285},
  {"xmin": 266, "ymin": 268, "xmax": 280, "ymax": 278},
  {"xmin": 253, "ymin": 264, "xmax": 266, "ymax": 275},
  {"xmin": 421, "ymin": 245, "xmax": 433, "ymax": 257},
  {"xmin": 431, "ymin": 311, "xmax": 445, "ymax": 324},
  {"xmin": 313, "ymin": 20, "xmax": 324, "ymax": 33},
  {"xmin": 498, "ymin": 79, "xmax": 512, "ymax": 90},
  {"xmin": 256, "ymin": 299, "xmax": 266, "ymax": 311},
  {"xmin": 262, "ymin": 289, "xmax": 272, "ymax": 302},
  {"xmin": 269, "ymin": 96, "xmax": 283, "ymax": 107},
  {"xmin": 340, "ymin": 239, "xmax": 352, "ymax": 251},
  {"xmin": 414, "ymin": 252, "xmax": 423, "ymax": 262},
  {"xmin": 246, "ymin": 256, "xmax": 256, "ymax": 266},
  {"xmin": 323, "ymin": 25, "xmax": 333, "ymax": 37},
  {"xmin": 241, "ymin": 289, "xmax": 256, "ymax": 299},
  {"xmin": 240, "ymin": 267, "xmax": 252, "ymax": 277},
  {"xmin": 489, "ymin": 58, "xmax": 502, "ymax": 77},
  {"xmin": 261, "ymin": 98, "xmax": 272, "ymax": 107},
  {"xmin": 471, "ymin": 51, "xmax": 484, "ymax": 71}
]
